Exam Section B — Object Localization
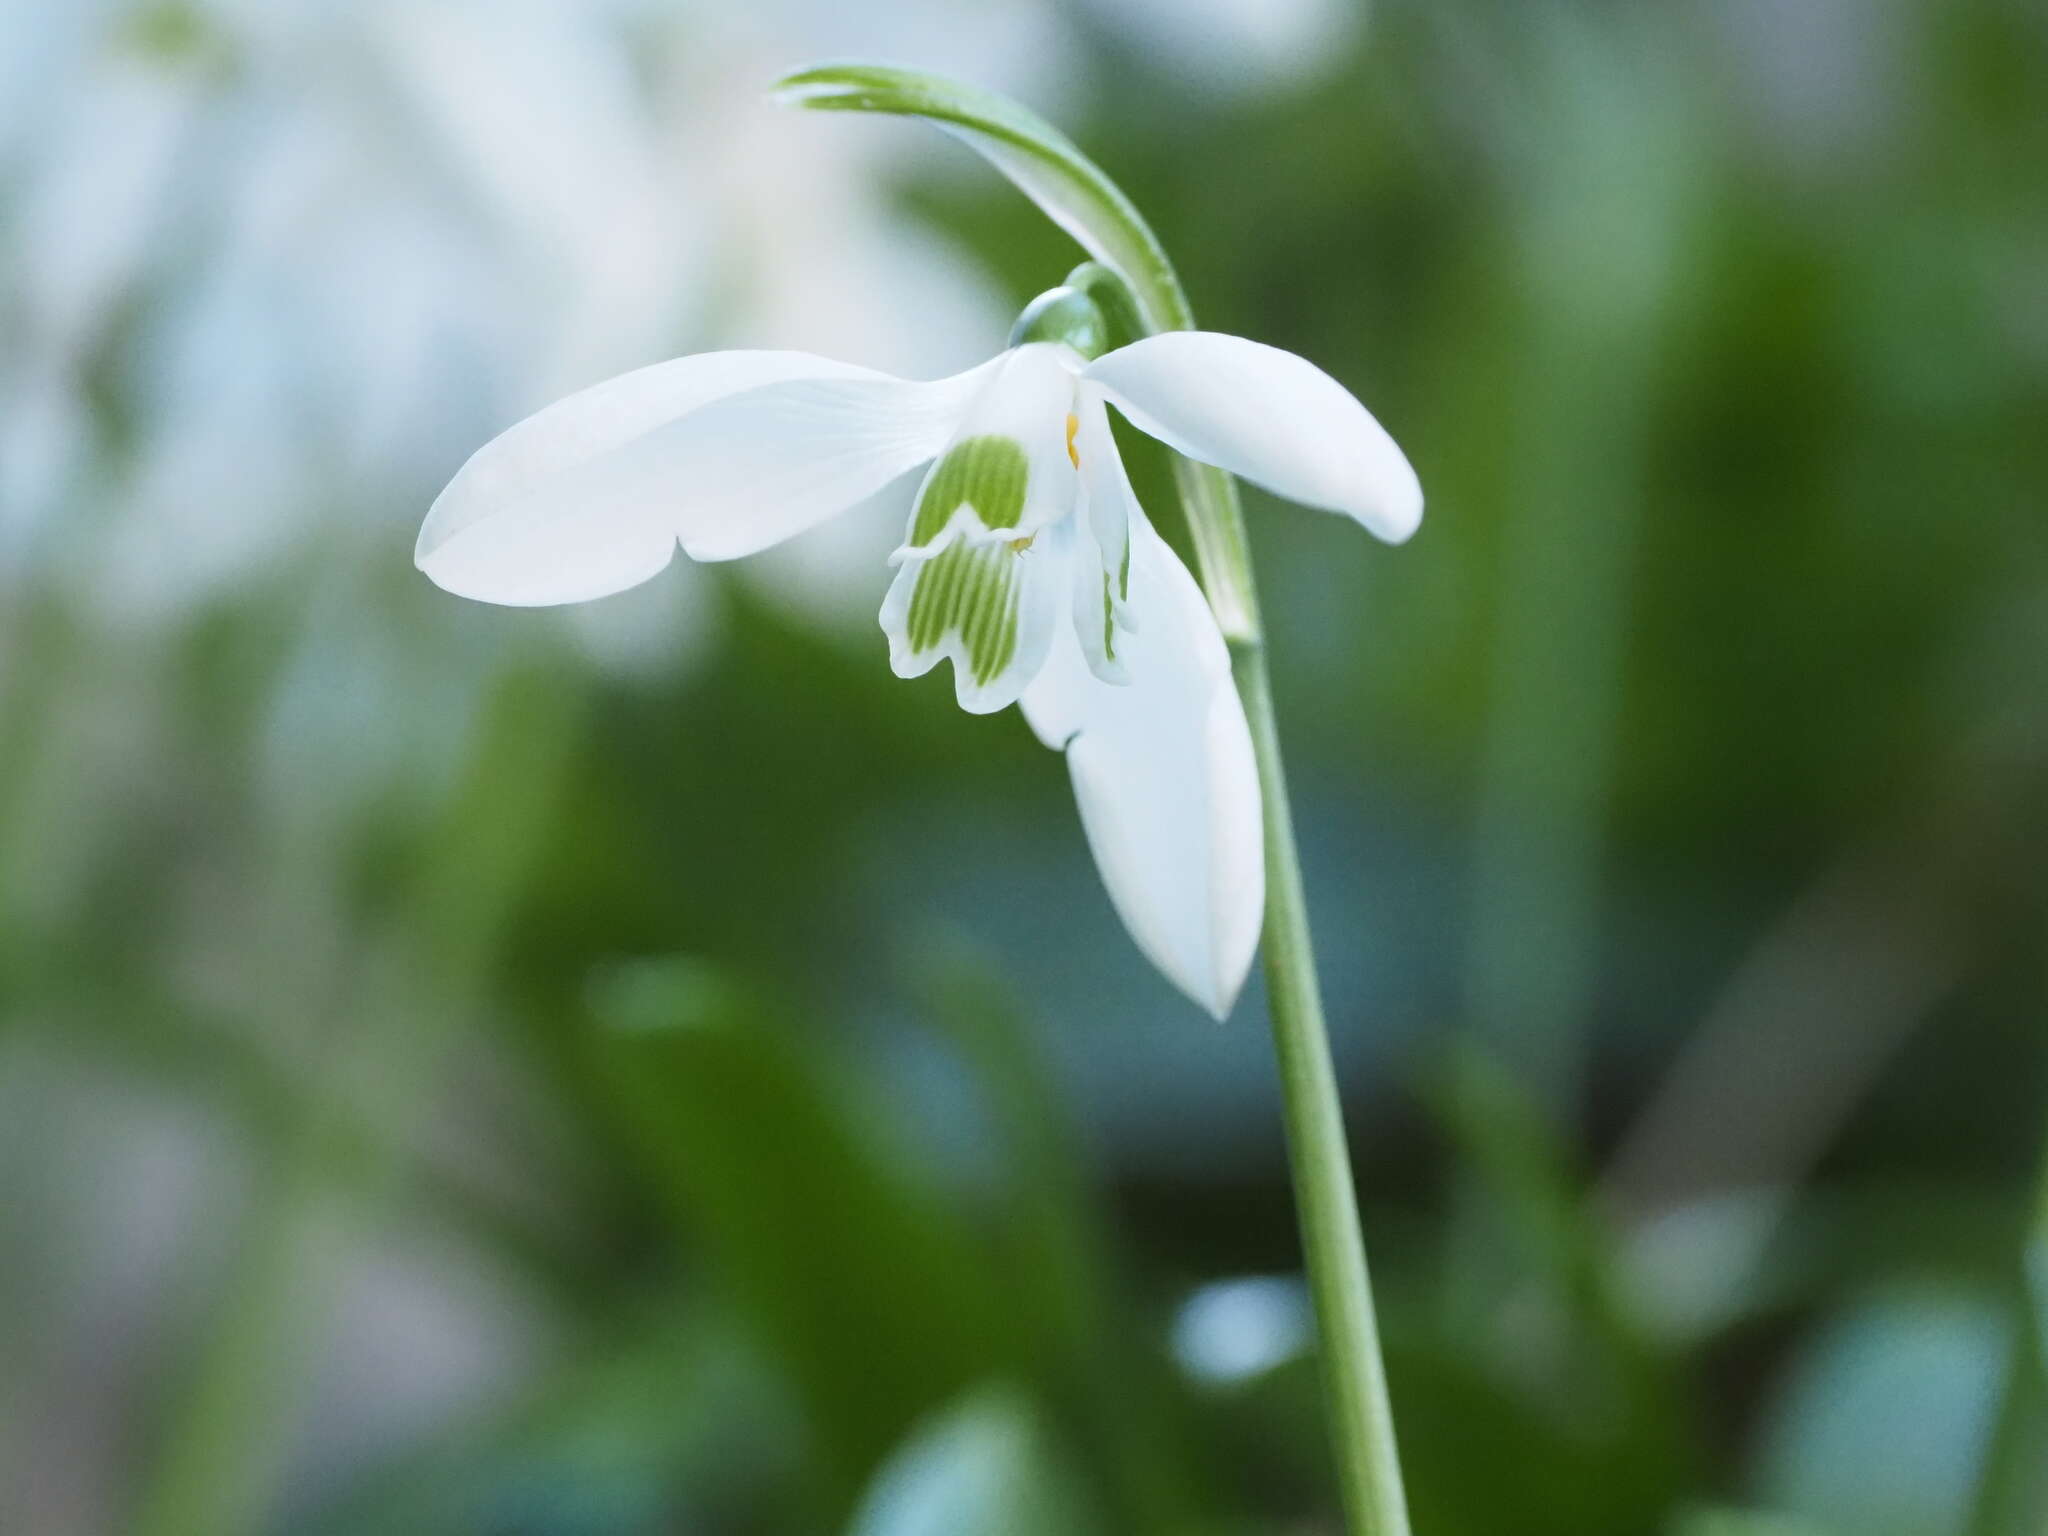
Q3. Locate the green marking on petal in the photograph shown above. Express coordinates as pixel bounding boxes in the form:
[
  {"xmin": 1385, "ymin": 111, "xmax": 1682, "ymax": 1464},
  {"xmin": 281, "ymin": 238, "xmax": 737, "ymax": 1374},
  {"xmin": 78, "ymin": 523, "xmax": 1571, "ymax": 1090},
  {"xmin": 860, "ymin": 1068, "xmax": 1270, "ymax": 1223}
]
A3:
[
  {"xmin": 905, "ymin": 540, "xmax": 1023, "ymax": 684},
  {"xmin": 912, "ymin": 434, "xmax": 1029, "ymax": 546},
  {"xmin": 1102, "ymin": 571, "xmax": 1117, "ymax": 661}
]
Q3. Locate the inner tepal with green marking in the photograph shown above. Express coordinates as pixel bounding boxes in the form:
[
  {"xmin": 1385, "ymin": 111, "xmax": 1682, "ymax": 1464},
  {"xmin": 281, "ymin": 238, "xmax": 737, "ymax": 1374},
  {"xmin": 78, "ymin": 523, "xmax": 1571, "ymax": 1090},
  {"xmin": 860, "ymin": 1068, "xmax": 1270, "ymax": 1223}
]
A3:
[
  {"xmin": 900, "ymin": 430, "xmax": 1036, "ymax": 688},
  {"xmin": 872, "ymin": 281, "xmax": 1165, "ymax": 714},
  {"xmin": 909, "ymin": 435, "xmax": 1030, "ymax": 546},
  {"xmin": 880, "ymin": 333, "xmax": 1096, "ymax": 712},
  {"xmin": 904, "ymin": 540, "xmax": 1025, "ymax": 686}
]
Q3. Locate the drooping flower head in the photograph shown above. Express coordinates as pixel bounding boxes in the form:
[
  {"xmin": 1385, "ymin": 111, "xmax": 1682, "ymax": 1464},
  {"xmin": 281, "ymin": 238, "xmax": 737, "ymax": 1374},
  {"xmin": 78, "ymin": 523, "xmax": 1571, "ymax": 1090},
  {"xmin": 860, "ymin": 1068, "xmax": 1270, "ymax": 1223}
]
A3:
[{"xmin": 417, "ymin": 282, "xmax": 1419, "ymax": 1016}]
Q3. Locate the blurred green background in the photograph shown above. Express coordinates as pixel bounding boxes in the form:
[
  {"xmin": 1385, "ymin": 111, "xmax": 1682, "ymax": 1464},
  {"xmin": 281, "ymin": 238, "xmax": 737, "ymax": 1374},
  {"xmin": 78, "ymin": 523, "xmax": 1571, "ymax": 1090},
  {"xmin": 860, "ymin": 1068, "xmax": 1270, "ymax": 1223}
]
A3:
[{"xmin": 3, "ymin": 2, "xmax": 2045, "ymax": 1533}]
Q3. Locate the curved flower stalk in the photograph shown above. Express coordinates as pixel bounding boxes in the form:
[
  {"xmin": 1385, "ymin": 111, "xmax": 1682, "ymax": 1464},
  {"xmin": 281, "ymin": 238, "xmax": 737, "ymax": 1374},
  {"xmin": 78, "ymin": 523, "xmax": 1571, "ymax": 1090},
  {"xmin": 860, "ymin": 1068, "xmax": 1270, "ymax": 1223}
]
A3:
[
  {"xmin": 765, "ymin": 63, "xmax": 1423, "ymax": 1536},
  {"xmin": 418, "ymin": 286, "xmax": 1417, "ymax": 1018}
]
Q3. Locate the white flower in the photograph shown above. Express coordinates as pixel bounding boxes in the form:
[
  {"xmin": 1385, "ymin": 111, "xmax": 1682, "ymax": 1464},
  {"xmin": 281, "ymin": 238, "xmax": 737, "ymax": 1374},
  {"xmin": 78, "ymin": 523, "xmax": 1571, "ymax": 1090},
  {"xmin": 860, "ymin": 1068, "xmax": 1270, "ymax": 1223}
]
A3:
[{"xmin": 416, "ymin": 285, "xmax": 1421, "ymax": 1016}]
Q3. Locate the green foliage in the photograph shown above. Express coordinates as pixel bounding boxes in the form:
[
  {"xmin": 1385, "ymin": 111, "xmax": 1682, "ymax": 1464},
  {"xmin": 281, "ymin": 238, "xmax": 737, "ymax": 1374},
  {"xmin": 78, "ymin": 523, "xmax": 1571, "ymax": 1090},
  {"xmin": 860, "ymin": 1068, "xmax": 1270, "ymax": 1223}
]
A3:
[
  {"xmin": 4, "ymin": 4, "xmax": 2046, "ymax": 1535},
  {"xmin": 592, "ymin": 959, "xmax": 1022, "ymax": 1515}
]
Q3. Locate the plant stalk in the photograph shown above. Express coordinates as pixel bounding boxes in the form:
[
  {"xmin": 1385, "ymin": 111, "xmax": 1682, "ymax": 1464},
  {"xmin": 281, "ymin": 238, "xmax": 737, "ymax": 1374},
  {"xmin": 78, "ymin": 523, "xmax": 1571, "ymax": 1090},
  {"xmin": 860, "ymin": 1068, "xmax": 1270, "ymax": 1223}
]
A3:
[
  {"xmin": 1188, "ymin": 458, "xmax": 1413, "ymax": 1536},
  {"xmin": 1080, "ymin": 254, "xmax": 1413, "ymax": 1536},
  {"xmin": 1077, "ymin": 250, "xmax": 1416, "ymax": 1536},
  {"xmin": 1233, "ymin": 642, "xmax": 1414, "ymax": 1536}
]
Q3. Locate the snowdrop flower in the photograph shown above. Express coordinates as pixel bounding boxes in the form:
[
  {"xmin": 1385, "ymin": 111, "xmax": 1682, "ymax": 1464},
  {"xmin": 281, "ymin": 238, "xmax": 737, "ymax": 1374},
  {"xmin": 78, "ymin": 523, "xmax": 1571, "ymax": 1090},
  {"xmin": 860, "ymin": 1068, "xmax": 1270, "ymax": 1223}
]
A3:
[{"xmin": 416, "ymin": 284, "xmax": 1420, "ymax": 1015}]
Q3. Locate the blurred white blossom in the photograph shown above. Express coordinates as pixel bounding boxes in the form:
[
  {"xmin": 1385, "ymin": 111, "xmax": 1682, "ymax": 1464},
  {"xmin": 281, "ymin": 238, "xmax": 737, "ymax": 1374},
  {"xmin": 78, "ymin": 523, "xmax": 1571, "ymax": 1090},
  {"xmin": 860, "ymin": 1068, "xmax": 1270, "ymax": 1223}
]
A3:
[
  {"xmin": 1077, "ymin": 0, "xmax": 1358, "ymax": 96},
  {"xmin": 3, "ymin": 0, "xmax": 1086, "ymax": 640}
]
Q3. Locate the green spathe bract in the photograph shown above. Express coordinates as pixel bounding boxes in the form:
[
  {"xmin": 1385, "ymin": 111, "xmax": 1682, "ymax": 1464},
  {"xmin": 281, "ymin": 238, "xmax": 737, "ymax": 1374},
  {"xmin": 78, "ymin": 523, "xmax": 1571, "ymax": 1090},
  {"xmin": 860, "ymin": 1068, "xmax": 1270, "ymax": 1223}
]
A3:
[
  {"xmin": 911, "ymin": 435, "xmax": 1030, "ymax": 545},
  {"xmin": 772, "ymin": 63, "xmax": 1185, "ymax": 335}
]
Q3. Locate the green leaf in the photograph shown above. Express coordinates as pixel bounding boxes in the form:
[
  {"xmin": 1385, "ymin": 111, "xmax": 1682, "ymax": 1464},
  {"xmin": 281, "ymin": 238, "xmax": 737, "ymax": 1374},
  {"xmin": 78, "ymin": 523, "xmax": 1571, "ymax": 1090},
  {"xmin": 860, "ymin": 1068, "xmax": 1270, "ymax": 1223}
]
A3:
[
  {"xmin": 773, "ymin": 62, "xmax": 1187, "ymax": 334},
  {"xmin": 591, "ymin": 959, "xmax": 1024, "ymax": 1514},
  {"xmin": 906, "ymin": 936, "xmax": 1216, "ymax": 1535}
]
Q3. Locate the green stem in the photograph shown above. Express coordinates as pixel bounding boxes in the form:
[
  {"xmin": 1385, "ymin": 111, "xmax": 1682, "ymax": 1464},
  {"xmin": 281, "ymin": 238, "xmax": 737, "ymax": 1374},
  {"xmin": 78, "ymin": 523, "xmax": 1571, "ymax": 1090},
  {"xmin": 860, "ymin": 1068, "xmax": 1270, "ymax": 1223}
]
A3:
[
  {"xmin": 1082, "ymin": 267, "xmax": 1412, "ymax": 1536},
  {"xmin": 1174, "ymin": 412, "xmax": 1411, "ymax": 1533},
  {"xmin": 1234, "ymin": 648, "xmax": 1414, "ymax": 1536},
  {"xmin": 1074, "ymin": 187, "xmax": 1413, "ymax": 1536},
  {"xmin": 1104, "ymin": 256, "xmax": 1412, "ymax": 1536}
]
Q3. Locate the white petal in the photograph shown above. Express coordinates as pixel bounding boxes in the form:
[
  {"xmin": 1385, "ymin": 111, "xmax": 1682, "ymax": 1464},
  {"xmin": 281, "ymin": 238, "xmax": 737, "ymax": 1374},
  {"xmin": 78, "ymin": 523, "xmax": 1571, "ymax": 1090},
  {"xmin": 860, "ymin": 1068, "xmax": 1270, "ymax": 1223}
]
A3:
[
  {"xmin": 672, "ymin": 359, "xmax": 1001, "ymax": 562},
  {"xmin": 417, "ymin": 351, "xmax": 995, "ymax": 605},
  {"xmin": 1083, "ymin": 334, "xmax": 1422, "ymax": 543},
  {"xmin": 419, "ymin": 350, "xmax": 874, "ymax": 605},
  {"xmin": 1071, "ymin": 393, "xmax": 1137, "ymax": 684},
  {"xmin": 1021, "ymin": 514, "xmax": 1264, "ymax": 1016},
  {"xmin": 880, "ymin": 513, "xmax": 1073, "ymax": 715}
]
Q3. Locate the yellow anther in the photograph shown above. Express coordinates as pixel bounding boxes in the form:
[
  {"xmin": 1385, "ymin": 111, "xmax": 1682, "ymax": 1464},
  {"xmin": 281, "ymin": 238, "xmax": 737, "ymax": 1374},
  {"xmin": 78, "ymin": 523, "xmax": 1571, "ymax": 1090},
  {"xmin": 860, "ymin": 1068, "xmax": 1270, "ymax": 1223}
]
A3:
[{"xmin": 1065, "ymin": 412, "xmax": 1080, "ymax": 468}]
